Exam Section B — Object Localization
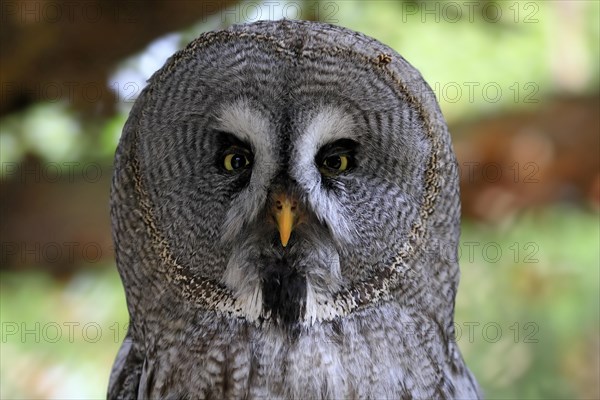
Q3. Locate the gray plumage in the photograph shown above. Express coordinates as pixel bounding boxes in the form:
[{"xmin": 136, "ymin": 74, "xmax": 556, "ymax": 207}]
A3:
[{"xmin": 108, "ymin": 20, "xmax": 481, "ymax": 399}]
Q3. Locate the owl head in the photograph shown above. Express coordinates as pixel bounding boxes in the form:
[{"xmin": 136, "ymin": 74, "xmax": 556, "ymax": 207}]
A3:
[{"xmin": 111, "ymin": 20, "xmax": 461, "ymax": 333}]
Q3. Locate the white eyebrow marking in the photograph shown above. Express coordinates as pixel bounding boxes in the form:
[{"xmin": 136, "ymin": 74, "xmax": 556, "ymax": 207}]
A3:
[
  {"xmin": 216, "ymin": 98, "xmax": 278, "ymax": 243},
  {"xmin": 303, "ymin": 106, "xmax": 357, "ymax": 153},
  {"xmin": 294, "ymin": 106, "xmax": 357, "ymax": 175},
  {"xmin": 291, "ymin": 106, "xmax": 358, "ymax": 245},
  {"xmin": 216, "ymin": 98, "xmax": 271, "ymax": 155}
]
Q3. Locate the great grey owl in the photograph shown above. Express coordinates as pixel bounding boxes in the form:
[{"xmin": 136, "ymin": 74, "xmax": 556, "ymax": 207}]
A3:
[{"xmin": 108, "ymin": 19, "xmax": 481, "ymax": 399}]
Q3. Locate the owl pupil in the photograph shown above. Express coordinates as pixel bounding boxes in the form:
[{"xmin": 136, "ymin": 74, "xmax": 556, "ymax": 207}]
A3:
[
  {"xmin": 325, "ymin": 156, "xmax": 341, "ymax": 169},
  {"xmin": 231, "ymin": 154, "xmax": 246, "ymax": 169}
]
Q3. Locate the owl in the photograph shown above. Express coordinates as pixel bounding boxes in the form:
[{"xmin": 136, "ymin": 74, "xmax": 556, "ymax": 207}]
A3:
[{"xmin": 108, "ymin": 20, "xmax": 481, "ymax": 399}]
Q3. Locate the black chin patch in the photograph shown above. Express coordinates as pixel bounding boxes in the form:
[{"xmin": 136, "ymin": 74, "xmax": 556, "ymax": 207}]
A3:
[{"xmin": 261, "ymin": 257, "xmax": 306, "ymax": 326}]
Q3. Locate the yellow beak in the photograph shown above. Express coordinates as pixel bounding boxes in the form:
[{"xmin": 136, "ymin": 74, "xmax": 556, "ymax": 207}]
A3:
[{"xmin": 273, "ymin": 194, "xmax": 297, "ymax": 247}]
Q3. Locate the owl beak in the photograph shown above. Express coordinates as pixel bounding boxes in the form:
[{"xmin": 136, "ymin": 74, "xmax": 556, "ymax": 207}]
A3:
[{"xmin": 273, "ymin": 194, "xmax": 298, "ymax": 247}]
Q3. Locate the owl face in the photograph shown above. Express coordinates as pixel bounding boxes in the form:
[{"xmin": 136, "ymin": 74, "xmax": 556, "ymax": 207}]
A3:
[
  {"xmin": 135, "ymin": 33, "xmax": 434, "ymax": 326},
  {"xmin": 113, "ymin": 20, "xmax": 461, "ymax": 334}
]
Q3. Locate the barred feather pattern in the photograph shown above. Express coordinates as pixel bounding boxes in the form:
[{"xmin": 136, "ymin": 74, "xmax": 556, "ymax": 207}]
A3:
[{"xmin": 108, "ymin": 19, "xmax": 481, "ymax": 399}]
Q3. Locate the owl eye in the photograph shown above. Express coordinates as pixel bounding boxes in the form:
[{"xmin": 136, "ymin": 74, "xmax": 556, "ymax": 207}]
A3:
[
  {"xmin": 223, "ymin": 152, "xmax": 251, "ymax": 171},
  {"xmin": 322, "ymin": 154, "xmax": 349, "ymax": 172},
  {"xmin": 316, "ymin": 139, "xmax": 358, "ymax": 176}
]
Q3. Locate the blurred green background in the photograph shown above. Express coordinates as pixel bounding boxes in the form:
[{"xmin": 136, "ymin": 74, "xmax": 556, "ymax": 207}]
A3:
[{"xmin": 1, "ymin": 1, "xmax": 599, "ymax": 398}]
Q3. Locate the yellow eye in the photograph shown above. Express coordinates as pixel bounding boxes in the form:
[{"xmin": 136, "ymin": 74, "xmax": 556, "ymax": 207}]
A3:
[
  {"xmin": 223, "ymin": 153, "xmax": 250, "ymax": 171},
  {"xmin": 322, "ymin": 154, "xmax": 349, "ymax": 172}
]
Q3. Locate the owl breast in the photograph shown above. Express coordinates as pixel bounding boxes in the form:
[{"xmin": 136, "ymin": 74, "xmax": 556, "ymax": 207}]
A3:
[{"xmin": 140, "ymin": 304, "xmax": 476, "ymax": 399}]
